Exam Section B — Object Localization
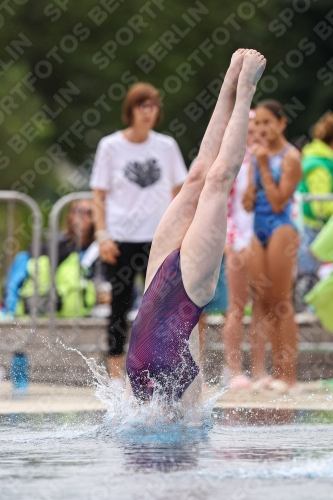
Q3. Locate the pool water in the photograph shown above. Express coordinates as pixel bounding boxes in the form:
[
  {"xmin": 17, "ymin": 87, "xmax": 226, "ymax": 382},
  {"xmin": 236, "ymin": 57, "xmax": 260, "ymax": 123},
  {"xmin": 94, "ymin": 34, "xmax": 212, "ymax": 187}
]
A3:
[{"xmin": 1, "ymin": 407, "xmax": 333, "ymax": 500}]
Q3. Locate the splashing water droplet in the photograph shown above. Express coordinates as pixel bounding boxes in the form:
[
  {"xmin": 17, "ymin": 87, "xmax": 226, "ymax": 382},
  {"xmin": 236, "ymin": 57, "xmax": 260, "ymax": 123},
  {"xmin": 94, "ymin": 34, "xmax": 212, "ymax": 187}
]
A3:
[{"xmin": 56, "ymin": 339, "xmax": 227, "ymax": 439}]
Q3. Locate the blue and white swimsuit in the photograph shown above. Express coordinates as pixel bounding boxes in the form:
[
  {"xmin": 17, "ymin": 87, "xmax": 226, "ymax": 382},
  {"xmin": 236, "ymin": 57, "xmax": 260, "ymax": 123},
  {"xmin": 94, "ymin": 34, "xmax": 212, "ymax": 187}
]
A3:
[{"xmin": 253, "ymin": 144, "xmax": 297, "ymax": 247}]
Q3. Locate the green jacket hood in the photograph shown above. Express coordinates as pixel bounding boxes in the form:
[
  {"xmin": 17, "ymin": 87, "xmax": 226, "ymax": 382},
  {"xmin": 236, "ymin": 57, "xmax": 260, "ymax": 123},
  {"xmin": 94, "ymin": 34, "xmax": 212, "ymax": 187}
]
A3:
[{"xmin": 302, "ymin": 139, "xmax": 333, "ymax": 160}]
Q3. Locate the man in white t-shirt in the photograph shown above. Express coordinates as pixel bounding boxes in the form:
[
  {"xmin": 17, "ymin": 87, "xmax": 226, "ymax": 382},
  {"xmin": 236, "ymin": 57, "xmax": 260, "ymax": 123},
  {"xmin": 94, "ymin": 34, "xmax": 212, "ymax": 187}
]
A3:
[{"xmin": 90, "ymin": 83, "xmax": 187, "ymax": 387}]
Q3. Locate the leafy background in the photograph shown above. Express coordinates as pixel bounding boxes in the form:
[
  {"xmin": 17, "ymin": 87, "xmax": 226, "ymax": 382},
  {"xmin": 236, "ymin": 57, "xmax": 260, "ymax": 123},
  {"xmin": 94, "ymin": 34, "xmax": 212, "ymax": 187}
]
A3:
[{"xmin": 0, "ymin": 0, "xmax": 332, "ymax": 255}]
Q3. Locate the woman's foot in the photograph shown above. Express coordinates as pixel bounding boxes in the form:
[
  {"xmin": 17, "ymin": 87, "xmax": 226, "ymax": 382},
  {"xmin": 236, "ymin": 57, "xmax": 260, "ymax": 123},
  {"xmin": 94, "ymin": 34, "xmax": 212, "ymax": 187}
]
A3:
[
  {"xmin": 288, "ymin": 383, "xmax": 301, "ymax": 394},
  {"xmin": 267, "ymin": 379, "xmax": 299, "ymax": 393},
  {"xmin": 229, "ymin": 374, "xmax": 252, "ymax": 391},
  {"xmin": 251, "ymin": 375, "xmax": 273, "ymax": 392},
  {"xmin": 238, "ymin": 49, "xmax": 266, "ymax": 89}
]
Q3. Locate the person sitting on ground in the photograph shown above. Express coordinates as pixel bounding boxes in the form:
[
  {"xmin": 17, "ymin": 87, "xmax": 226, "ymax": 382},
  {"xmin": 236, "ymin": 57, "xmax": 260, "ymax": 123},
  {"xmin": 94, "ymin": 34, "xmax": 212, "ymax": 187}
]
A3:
[
  {"xmin": 3, "ymin": 199, "xmax": 98, "ymax": 317},
  {"xmin": 58, "ymin": 199, "xmax": 95, "ymax": 265}
]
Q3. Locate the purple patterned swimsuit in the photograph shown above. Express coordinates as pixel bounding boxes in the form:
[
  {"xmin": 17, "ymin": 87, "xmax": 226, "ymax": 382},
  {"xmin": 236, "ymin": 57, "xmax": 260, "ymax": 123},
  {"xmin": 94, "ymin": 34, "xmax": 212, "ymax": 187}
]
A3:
[{"xmin": 126, "ymin": 249, "xmax": 204, "ymax": 401}]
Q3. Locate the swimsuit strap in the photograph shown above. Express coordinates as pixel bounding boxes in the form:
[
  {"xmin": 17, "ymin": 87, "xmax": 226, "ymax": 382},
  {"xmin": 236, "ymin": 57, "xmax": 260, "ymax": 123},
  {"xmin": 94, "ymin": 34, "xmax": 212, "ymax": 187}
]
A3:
[{"xmin": 276, "ymin": 143, "xmax": 293, "ymax": 158}]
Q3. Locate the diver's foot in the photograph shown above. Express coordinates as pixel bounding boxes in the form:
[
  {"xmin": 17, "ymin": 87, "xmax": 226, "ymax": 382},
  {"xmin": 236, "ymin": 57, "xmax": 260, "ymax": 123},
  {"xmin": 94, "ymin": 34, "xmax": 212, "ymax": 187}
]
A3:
[
  {"xmin": 225, "ymin": 48, "xmax": 246, "ymax": 89},
  {"xmin": 238, "ymin": 49, "xmax": 266, "ymax": 89}
]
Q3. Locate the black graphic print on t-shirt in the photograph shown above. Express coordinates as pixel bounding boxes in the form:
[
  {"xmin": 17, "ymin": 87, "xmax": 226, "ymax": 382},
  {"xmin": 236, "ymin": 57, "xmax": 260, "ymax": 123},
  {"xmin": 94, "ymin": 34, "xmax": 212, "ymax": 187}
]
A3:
[{"xmin": 124, "ymin": 158, "xmax": 161, "ymax": 188}]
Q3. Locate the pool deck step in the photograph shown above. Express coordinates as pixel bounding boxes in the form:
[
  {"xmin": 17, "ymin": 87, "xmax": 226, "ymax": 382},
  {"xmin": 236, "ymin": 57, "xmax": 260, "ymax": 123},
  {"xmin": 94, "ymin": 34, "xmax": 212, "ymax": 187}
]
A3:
[
  {"xmin": 1, "ymin": 381, "xmax": 333, "ymax": 415},
  {"xmin": 1, "ymin": 312, "xmax": 333, "ymax": 385}
]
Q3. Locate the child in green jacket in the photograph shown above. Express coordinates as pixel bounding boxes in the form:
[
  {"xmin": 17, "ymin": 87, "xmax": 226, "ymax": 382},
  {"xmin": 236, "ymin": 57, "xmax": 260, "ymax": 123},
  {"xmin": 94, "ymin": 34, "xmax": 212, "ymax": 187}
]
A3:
[{"xmin": 298, "ymin": 113, "xmax": 333, "ymax": 276}]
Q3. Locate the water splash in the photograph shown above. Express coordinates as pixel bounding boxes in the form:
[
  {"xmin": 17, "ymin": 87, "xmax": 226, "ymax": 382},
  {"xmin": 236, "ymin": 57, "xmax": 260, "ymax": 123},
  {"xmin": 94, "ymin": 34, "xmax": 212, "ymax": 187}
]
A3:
[{"xmin": 56, "ymin": 339, "xmax": 227, "ymax": 439}]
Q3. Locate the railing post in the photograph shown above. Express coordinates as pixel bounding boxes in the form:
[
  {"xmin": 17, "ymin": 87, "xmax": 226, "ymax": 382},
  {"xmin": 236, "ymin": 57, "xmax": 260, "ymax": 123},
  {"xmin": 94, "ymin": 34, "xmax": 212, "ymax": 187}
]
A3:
[
  {"xmin": 48, "ymin": 192, "xmax": 93, "ymax": 334},
  {"xmin": 301, "ymin": 194, "xmax": 333, "ymax": 202},
  {"xmin": 6, "ymin": 200, "xmax": 15, "ymax": 271},
  {"xmin": 0, "ymin": 191, "xmax": 42, "ymax": 329},
  {"xmin": 300, "ymin": 194, "xmax": 333, "ymax": 231}
]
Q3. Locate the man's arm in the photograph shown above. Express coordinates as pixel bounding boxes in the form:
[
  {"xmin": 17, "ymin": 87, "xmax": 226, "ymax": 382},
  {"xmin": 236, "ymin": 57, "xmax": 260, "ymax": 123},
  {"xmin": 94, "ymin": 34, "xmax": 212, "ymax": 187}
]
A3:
[{"xmin": 93, "ymin": 189, "xmax": 120, "ymax": 264}]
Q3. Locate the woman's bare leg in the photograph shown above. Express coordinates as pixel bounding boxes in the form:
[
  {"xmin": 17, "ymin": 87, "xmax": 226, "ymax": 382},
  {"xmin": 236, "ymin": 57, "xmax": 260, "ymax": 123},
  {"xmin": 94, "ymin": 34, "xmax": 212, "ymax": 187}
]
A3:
[
  {"xmin": 250, "ymin": 295, "xmax": 269, "ymax": 380},
  {"xmin": 180, "ymin": 49, "xmax": 266, "ymax": 406},
  {"xmin": 266, "ymin": 225, "xmax": 299, "ymax": 385},
  {"xmin": 181, "ymin": 50, "xmax": 266, "ymax": 307},
  {"xmin": 223, "ymin": 247, "xmax": 251, "ymax": 377},
  {"xmin": 145, "ymin": 49, "xmax": 246, "ymax": 289},
  {"xmin": 249, "ymin": 237, "xmax": 271, "ymax": 380}
]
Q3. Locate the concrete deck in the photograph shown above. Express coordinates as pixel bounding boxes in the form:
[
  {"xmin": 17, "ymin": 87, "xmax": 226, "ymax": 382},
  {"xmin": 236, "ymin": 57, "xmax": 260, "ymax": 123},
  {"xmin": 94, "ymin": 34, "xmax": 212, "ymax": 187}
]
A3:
[
  {"xmin": 1, "ymin": 381, "xmax": 333, "ymax": 414},
  {"xmin": 0, "ymin": 382, "xmax": 105, "ymax": 414}
]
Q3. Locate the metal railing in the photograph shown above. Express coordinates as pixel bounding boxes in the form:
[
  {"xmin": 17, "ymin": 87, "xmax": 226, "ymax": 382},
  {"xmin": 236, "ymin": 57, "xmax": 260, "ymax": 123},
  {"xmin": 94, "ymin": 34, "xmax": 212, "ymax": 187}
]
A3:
[
  {"xmin": 297, "ymin": 194, "xmax": 333, "ymax": 230},
  {"xmin": 301, "ymin": 194, "xmax": 333, "ymax": 202},
  {"xmin": 1, "ymin": 190, "xmax": 331, "ymax": 331},
  {"xmin": 48, "ymin": 191, "xmax": 93, "ymax": 331},
  {"xmin": 0, "ymin": 191, "xmax": 42, "ymax": 326}
]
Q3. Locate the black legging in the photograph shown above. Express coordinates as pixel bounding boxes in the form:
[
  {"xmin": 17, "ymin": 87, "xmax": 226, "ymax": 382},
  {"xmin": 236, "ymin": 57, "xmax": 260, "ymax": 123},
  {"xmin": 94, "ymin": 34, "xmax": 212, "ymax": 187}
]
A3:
[{"xmin": 104, "ymin": 241, "xmax": 151, "ymax": 356}]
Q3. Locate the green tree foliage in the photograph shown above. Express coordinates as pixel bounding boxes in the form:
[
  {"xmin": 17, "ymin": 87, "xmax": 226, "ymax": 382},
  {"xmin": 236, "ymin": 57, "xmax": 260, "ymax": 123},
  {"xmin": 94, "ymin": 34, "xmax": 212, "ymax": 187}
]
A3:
[{"xmin": 1, "ymin": 0, "xmax": 333, "ymax": 202}]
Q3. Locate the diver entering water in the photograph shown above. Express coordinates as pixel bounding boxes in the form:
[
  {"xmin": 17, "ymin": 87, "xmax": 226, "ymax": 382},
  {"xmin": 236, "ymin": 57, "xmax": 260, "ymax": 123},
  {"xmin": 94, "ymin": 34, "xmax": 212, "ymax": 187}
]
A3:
[{"xmin": 126, "ymin": 49, "xmax": 267, "ymax": 403}]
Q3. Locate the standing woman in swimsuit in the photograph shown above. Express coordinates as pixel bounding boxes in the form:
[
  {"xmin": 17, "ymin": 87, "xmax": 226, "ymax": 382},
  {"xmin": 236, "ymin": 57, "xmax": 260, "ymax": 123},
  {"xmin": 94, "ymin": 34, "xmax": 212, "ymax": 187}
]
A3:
[
  {"xmin": 243, "ymin": 100, "xmax": 302, "ymax": 391},
  {"xmin": 126, "ymin": 48, "xmax": 266, "ymax": 403},
  {"xmin": 223, "ymin": 111, "xmax": 270, "ymax": 391}
]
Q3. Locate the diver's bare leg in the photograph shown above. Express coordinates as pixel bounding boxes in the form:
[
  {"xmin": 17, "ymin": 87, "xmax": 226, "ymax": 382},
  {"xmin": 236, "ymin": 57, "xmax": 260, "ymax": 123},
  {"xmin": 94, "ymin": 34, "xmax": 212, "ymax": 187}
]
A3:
[
  {"xmin": 145, "ymin": 49, "xmax": 246, "ymax": 290},
  {"xmin": 181, "ymin": 50, "xmax": 266, "ymax": 308}
]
